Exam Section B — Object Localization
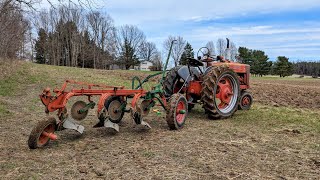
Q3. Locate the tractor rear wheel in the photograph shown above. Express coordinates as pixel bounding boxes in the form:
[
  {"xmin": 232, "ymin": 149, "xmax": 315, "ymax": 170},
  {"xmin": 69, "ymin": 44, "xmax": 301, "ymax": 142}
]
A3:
[
  {"xmin": 166, "ymin": 93, "xmax": 188, "ymax": 130},
  {"xmin": 28, "ymin": 117, "xmax": 57, "ymax": 149},
  {"xmin": 163, "ymin": 66, "xmax": 183, "ymax": 97},
  {"xmin": 238, "ymin": 91, "xmax": 253, "ymax": 110},
  {"xmin": 163, "ymin": 67, "xmax": 197, "ymax": 111},
  {"xmin": 201, "ymin": 66, "xmax": 240, "ymax": 119}
]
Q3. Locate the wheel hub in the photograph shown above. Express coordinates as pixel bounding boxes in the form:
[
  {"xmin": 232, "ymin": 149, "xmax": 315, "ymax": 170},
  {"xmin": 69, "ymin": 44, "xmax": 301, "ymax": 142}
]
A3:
[{"xmin": 71, "ymin": 101, "xmax": 88, "ymax": 121}]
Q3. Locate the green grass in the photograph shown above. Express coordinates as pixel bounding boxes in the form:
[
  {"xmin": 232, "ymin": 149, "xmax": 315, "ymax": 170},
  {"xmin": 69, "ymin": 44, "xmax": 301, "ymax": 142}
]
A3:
[
  {"xmin": 190, "ymin": 103, "xmax": 320, "ymax": 134},
  {"xmin": 0, "ymin": 63, "xmax": 53, "ymax": 96},
  {"xmin": 251, "ymin": 75, "xmax": 319, "ymax": 81},
  {"xmin": 234, "ymin": 105, "xmax": 320, "ymax": 133},
  {"xmin": 0, "ymin": 103, "xmax": 11, "ymax": 117}
]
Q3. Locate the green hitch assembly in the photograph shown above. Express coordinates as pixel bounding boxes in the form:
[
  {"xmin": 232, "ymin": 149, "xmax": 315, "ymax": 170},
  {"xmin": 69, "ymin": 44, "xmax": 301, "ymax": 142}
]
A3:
[{"xmin": 79, "ymin": 102, "xmax": 96, "ymax": 114}]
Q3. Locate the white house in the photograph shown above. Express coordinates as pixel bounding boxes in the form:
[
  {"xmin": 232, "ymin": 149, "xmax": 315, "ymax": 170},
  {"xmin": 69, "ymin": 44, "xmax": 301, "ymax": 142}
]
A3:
[{"xmin": 134, "ymin": 60, "xmax": 154, "ymax": 71}]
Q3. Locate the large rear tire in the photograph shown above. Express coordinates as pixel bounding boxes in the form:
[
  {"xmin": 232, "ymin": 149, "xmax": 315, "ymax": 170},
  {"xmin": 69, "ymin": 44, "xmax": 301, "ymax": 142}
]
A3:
[
  {"xmin": 163, "ymin": 66, "xmax": 183, "ymax": 97},
  {"xmin": 201, "ymin": 66, "xmax": 240, "ymax": 119}
]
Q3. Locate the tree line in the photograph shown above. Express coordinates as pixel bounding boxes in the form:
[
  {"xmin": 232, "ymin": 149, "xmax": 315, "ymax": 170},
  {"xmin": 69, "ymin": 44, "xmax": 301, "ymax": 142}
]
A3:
[
  {"xmin": 238, "ymin": 47, "xmax": 320, "ymax": 77},
  {"xmin": 33, "ymin": 6, "xmax": 163, "ymax": 70}
]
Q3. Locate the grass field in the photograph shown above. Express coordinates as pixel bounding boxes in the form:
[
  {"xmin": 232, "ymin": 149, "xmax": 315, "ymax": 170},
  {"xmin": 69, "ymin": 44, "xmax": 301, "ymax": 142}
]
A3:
[{"xmin": 0, "ymin": 61, "xmax": 319, "ymax": 179}]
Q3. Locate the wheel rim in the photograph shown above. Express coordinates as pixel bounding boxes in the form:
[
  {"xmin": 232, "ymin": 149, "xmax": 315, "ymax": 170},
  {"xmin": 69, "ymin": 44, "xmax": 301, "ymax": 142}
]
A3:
[
  {"xmin": 108, "ymin": 100, "xmax": 123, "ymax": 120},
  {"xmin": 175, "ymin": 100, "xmax": 186, "ymax": 125},
  {"xmin": 37, "ymin": 124, "xmax": 55, "ymax": 146},
  {"xmin": 215, "ymin": 74, "xmax": 239, "ymax": 114},
  {"xmin": 241, "ymin": 95, "xmax": 251, "ymax": 107}
]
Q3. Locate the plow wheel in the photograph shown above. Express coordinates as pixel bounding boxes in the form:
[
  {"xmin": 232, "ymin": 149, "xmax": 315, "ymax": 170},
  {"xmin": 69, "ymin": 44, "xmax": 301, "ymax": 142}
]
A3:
[
  {"xmin": 238, "ymin": 91, "xmax": 253, "ymax": 110},
  {"xmin": 166, "ymin": 93, "xmax": 188, "ymax": 130},
  {"xmin": 71, "ymin": 101, "xmax": 88, "ymax": 121},
  {"xmin": 201, "ymin": 66, "xmax": 240, "ymax": 119},
  {"xmin": 28, "ymin": 117, "xmax": 57, "ymax": 149},
  {"xmin": 105, "ymin": 96, "xmax": 125, "ymax": 123}
]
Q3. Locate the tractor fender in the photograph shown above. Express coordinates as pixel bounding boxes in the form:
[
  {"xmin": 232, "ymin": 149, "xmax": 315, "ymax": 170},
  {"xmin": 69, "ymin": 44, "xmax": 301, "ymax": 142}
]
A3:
[{"xmin": 177, "ymin": 66, "xmax": 200, "ymax": 82}]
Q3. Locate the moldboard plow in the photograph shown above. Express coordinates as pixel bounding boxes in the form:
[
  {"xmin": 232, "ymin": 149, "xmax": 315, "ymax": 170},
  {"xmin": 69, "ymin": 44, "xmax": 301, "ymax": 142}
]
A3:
[{"xmin": 28, "ymin": 40, "xmax": 188, "ymax": 149}]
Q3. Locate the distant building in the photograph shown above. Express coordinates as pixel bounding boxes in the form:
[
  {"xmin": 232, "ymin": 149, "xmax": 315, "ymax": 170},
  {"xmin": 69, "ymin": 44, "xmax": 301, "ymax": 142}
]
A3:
[
  {"xmin": 110, "ymin": 60, "xmax": 154, "ymax": 71},
  {"xmin": 138, "ymin": 60, "xmax": 153, "ymax": 71}
]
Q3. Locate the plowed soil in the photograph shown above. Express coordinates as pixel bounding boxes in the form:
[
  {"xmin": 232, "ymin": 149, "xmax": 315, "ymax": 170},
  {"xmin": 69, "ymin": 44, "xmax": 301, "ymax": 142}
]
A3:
[{"xmin": 251, "ymin": 78, "xmax": 320, "ymax": 109}]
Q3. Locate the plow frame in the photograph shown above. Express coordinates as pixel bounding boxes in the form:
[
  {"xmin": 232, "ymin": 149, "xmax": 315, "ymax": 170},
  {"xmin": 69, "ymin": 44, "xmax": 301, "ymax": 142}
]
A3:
[{"xmin": 28, "ymin": 40, "xmax": 187, "ymax": 149}]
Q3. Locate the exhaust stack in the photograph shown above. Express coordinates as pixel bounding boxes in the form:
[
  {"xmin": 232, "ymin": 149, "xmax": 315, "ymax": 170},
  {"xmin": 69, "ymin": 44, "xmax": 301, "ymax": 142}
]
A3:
[{"xmin": 225, "ymin": 38, "xmax": 231, "ymax": 60}]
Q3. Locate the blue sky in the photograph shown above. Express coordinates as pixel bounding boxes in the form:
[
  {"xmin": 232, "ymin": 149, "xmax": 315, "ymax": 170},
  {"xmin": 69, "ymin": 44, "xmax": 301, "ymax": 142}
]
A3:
[
  {"xmin": 100, "ymin": 0, "xmax": 320, "ymax": 61},
  {"xmin": 39, "ymin": 0, "xmax": 320, "ymax": 61}
]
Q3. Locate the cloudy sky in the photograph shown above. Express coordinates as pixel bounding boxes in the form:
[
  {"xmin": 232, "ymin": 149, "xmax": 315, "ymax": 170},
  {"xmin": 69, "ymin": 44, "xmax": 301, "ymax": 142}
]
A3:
[
  {"xmin": 96, "ymin": 0, "xmax": 319, "ymax": 61},
  {"xmin": 40, "ymin": 0, "xmax": 320, "ymax": 61}
]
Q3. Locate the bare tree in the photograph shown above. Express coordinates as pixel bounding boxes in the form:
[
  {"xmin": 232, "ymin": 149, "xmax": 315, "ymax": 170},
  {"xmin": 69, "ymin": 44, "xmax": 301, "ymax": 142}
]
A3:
[
  {"xmin": 205, "ymin": 41, "xmax": 215, "ymax": 56},
  {"xmin": 163, "ymin": 35, "xmax": 186, "ymax": 67},
  {"xmin": 139, "ymin": 41, "xmax": 157, "ymax": 62},
  {"xmin": 230, "ymin": 42, "xmax": 238, "ymax": 61},
  {"xmin": 0, "ymin": 0, "xmax": 29, "ymax": 59},
  {"xmin": 216, "ymin": 38, "xmax": 226, "ymax": 56},
  {"xmin": 86, "ymin": 11, "xmax": 104, "ymax": 68},
  {"xmin": 116, "ymin": 25, "xmax": 146, "ymax": 69},
  {"xmin": 151, "ymin": 51, "xmax": 163, "ymax": 71}
]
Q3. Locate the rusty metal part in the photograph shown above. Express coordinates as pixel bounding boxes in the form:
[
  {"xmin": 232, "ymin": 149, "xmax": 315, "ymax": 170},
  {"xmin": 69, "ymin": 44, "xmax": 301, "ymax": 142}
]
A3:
[
  {"xmin": 140, "ymin": 100, "xmax": 152, "ymax": 116},
  {"xmin": 28, "ymin": 117, "xmax": 57, "ymax": 149},
  {"xmin": 71, "ymin": 101, "xmax": 88, "ymax": 121},
  {"xmin": 107, "ymin": 98, "xmax": 124, "ymax": 123}
]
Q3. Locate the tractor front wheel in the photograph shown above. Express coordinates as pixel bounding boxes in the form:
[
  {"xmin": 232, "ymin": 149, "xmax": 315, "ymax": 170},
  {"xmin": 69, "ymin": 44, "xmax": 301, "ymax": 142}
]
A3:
[
  {"xmin": 28, "ymin": 117, "xmax": 57, "ymax": 149},
  {"xmin": 238, "ymin": 91, "xmax": 253, "ymax": 110},
  {"xmin": 166, "ymin": 94, "xmax": 188, "ymax": 130}
]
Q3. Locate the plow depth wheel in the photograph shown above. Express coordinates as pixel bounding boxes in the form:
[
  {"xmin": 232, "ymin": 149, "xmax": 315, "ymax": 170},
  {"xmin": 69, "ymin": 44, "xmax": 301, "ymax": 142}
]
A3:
[
  {"xmin": 201, "ymin": 66, "xmax": 240, "ymax": 119},
  {"xmin": 166, "ymin": 94, "xmax": 188, "ymax": 130},
  {"xmin": 239, "ymin": 91, "xmax": 253, "ymax": 110},
  {"xmin": 105, "ymin": 96, "xmax": 125, "ymax": 123},
  {"xmin": 28, "ymin": 117, "xmax": 57, "ymax": 149}
]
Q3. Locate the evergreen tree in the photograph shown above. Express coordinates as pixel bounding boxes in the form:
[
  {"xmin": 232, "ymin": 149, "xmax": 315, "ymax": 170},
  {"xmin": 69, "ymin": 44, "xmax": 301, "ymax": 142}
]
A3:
[
  {"xmin": 35, "ymin": 28, "xmax": 47, "ymax": 64},
  {"xmin": 179, "ymin": 42, "xmax": 194, "ymax": 65},
  {"xmin": 238, "ymin": 47, "xmax": 253, "ymax": 65},
  {"xmin": 118, "ymin": 39, "xmax": 139, "ymax": 69},
  {"xmin": 273, "ymin": 56, "xmax": 293, "ymax": 77},
  {"xmin": 251, "ymin": 50, "xmax": 272, "ymax": 76},
  {"xmin": 238, "ymin": 47, "xmax": 273, "ymax": 76}
]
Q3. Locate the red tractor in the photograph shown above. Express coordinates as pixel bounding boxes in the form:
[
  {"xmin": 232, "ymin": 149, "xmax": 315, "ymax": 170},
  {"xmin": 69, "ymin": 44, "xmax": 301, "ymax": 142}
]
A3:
[{"xmin": 163, "ymin": 38, "xmax": 252, "ymax": 119}]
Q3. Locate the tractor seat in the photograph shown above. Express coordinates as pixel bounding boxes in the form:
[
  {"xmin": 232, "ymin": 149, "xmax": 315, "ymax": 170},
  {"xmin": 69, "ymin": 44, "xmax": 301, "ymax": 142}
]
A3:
[{"xmin": 187, "ymin": 57, "xmax": 204, "ymax": 67}]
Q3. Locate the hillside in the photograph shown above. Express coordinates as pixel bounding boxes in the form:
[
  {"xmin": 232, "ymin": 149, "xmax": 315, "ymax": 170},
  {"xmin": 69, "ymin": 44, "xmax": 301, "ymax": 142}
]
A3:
[{"xmin": 0, "ymin": 61, "xmax": 319, "ymax": 179}]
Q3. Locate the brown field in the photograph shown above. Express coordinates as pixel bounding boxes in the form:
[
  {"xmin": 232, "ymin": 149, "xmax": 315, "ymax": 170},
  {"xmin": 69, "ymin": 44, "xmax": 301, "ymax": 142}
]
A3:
[
  {"xmin": 252, "ymin": 78, "xmax": 320, "ymax": 109},
  {"xmin": 0, "ymin": 62, "xmax": 319, "ymax": 179}
]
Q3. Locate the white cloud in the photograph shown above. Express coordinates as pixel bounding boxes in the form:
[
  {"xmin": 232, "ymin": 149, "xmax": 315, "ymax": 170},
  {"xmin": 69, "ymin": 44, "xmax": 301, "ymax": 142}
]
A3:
[{"xmin": 105, "ymin": 0, "xmax": 320, "ymax": 25}]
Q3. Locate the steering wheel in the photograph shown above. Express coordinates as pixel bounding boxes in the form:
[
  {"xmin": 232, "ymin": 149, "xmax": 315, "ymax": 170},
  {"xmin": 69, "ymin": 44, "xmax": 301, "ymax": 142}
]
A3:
[{"xmin": 197, "ymin": 47, "xmax": 210, "ymax": 59}]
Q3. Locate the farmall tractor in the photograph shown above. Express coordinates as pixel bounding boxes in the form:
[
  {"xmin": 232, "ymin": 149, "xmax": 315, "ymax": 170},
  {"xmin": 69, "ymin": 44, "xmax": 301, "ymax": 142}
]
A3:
[{"xmin": 163, "ymin": 38, "xmax": 252, "ymax": 119}]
